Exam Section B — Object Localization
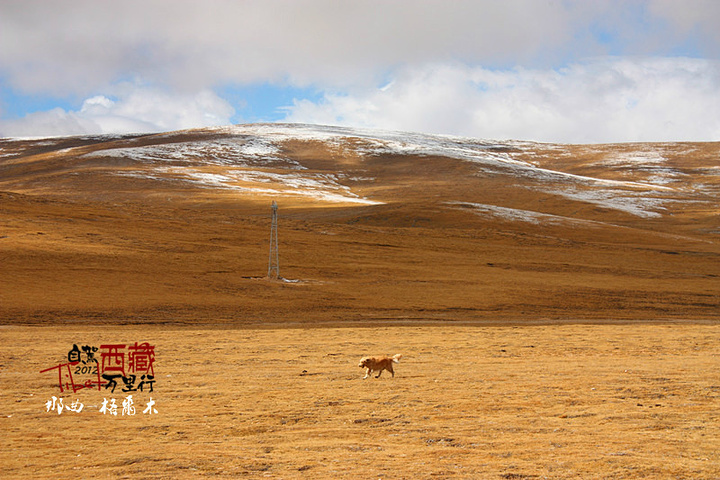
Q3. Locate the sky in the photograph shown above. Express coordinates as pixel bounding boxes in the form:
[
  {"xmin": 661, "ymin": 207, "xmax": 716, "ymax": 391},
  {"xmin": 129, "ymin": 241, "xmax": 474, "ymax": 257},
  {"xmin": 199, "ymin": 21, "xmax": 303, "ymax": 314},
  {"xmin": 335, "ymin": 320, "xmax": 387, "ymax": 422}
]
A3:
[{"xmin": 1, "ymin": 0, "xmax": 720, "ymax": 143}]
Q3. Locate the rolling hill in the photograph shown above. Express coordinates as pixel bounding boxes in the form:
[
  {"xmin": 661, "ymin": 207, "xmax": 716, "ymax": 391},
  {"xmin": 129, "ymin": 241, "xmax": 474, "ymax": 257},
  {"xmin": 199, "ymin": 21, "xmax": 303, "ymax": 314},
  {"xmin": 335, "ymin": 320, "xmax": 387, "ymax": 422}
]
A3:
[{"xmin": 1, "ymin": 123, "xmax": 718, "ymax": 324}]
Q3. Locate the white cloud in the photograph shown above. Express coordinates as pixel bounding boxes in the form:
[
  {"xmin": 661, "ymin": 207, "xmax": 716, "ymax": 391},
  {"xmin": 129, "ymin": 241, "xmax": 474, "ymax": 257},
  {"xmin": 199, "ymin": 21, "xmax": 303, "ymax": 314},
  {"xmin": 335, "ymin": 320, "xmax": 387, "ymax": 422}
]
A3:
[
  {"xmin": 0, "ymin": 0, "xmax": 576, "ymax": 95},
  {"xmin": 2, "ymin": 1, "xmax": 720, "ymax": 141},
  {"xmin": 6, "ymin": 0, "xmax": 720, "ymax": 98},
  {"xmin": 0, "ymin": 86, "xmax": 234, "ymax": 137},
  {"xmin": 283, "ymin": 57, "xmax": 720, "ymax": 143},
  {"xmin": 647, "ymin": 0, "xmax": 720, "ymax": 49}
]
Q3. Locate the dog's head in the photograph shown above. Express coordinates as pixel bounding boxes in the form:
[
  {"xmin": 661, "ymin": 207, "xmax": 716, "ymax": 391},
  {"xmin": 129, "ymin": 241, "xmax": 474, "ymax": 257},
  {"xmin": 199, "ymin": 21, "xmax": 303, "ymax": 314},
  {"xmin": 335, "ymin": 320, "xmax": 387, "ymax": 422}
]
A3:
[{"xmin": 358, "ymin": 357, "xmax": 370, "ymax": 368}]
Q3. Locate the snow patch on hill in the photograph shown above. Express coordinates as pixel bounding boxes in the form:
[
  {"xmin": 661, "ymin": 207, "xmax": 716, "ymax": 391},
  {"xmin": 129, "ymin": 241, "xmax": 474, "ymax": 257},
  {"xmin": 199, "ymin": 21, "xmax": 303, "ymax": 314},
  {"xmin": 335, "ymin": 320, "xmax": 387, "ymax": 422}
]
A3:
[
  {"xmin": 588, "ymin": 149, "xmax": 689, "ymax": 186},
  {"xmin": 117, "ymin": 166, "xmax": 382, "ymax": 205},
  {"xmin": 531, "ymin": 186, "xmax": 668, "ymax": 218},
  {"xmin": 85, "ymin": 137, "xmax": 302, "ymax": 169},
  {"xmin": 73, "ymin": 123, "xmax": 708, "ymax": 215},
  {"xmin": 446, "ymin": 201, "xmax": 601, "ymax": 226}
]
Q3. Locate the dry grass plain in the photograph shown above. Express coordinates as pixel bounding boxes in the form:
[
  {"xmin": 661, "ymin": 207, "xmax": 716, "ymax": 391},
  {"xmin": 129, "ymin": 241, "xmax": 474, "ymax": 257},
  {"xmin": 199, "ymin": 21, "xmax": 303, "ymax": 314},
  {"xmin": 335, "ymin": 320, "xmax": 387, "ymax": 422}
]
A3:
[
  {"xmin": 1, "ymin": 127, "xmax": 719, "ymax": 478},
  {"xmin": 1, "ymin": 324, "xmax": 719, "ymax": 479}
]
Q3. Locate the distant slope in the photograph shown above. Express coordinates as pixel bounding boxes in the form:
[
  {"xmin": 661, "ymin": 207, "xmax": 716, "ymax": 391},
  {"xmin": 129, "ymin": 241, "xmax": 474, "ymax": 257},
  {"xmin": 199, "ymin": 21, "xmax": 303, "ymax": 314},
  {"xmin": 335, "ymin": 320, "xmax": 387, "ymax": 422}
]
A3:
[
  {"xmin": 2, "ymin": 123, "xmax": 718, "ymax": 231},
  {"xmin": 1, "ymin": 124, "xmax": 718, "ymax": 324}
]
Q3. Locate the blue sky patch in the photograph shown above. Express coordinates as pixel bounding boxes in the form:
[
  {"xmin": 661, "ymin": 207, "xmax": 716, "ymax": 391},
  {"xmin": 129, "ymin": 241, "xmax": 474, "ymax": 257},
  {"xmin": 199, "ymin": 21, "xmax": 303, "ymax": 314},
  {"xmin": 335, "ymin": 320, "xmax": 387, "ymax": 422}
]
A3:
[{"xmin": 219, "ymin": 83, "xmax": 324, "ymax": 124}]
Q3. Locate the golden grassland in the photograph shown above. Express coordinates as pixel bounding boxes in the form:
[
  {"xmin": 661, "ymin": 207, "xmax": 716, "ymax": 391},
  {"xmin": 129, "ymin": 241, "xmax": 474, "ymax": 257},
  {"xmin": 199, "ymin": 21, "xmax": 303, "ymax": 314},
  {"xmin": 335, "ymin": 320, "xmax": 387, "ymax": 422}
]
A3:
[
  {"xmin": 1, "ymin": 129, "xmax": 719, "ymax": 478},
  {"xmin": 1, "ymin": 323, "xmax": 718, "ymax": 479},
  {"xmin": 2, "ymin": 130, "xmax": 719, "ymax": 325},
  {"xmin": 2, "ymin": 190, "xmax": 718, "ymax": 325}
]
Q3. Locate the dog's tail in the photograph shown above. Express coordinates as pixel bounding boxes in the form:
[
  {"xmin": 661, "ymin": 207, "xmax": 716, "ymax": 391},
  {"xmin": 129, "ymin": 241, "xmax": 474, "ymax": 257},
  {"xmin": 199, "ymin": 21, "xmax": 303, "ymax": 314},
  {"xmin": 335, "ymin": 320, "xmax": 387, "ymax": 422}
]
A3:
[{"xmin": 392, "ymin": 354, "xmax": 402, "ymax": 363}]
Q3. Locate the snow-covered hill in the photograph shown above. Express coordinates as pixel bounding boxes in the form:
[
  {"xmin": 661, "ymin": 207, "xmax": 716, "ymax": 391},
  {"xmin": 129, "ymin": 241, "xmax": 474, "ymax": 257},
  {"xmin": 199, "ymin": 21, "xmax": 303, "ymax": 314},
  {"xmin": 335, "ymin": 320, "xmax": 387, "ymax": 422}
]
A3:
[
  {"xmin": 1, "ymin": 123, "xmax": 718, "ymax": 234},
  {"xmin": 2, "ymin": 123, "xmax": 719, "ymax": 324}
]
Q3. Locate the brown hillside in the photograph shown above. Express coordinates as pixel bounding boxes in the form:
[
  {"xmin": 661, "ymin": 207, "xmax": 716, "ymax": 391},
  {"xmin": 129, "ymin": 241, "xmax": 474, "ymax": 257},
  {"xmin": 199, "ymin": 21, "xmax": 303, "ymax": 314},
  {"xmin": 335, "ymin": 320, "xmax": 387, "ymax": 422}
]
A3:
[
  {"xmin": 2, "ymin": 125, "xmax": 719, "ymax": 479},
  {"xmin": 1, "ymin": 124, "xmax": 718, "ymax": 325}
]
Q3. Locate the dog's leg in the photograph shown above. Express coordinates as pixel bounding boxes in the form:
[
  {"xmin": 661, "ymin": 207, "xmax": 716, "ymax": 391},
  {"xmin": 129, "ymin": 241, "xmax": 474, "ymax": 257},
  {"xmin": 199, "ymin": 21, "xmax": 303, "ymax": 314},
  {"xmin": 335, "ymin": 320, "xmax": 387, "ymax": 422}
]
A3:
[
  {"xmin": 388, "ymin": 364, "xmax": 394, "ymax": 377},
  {"xmin": 363, "ymin": 368, "xmax": 370, "ymax": 379},
  {"xmin": 376, "ymin": 368, "xmax": 383, "ymax": 378}
]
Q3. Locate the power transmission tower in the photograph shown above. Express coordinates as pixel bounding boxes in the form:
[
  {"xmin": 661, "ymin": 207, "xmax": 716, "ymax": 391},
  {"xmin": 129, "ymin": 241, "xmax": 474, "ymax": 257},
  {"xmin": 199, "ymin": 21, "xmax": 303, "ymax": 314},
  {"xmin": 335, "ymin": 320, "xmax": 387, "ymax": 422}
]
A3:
[{"xmin": 267, "ymin": 200, "xmax": 280, "ymax": 279}]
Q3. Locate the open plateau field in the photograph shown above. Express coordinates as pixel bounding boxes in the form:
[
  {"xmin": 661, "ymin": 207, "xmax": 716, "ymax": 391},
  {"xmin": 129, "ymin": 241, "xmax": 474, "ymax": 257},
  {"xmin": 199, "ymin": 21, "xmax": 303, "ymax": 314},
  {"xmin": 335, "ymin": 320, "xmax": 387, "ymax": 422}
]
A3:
[
  {"xmin": 1, "ymin": 123, "xmax": 718, "ymax": 478},
  {"xmin": 2, "ymin": 324, "xmax": 719, "ymax": 479}
]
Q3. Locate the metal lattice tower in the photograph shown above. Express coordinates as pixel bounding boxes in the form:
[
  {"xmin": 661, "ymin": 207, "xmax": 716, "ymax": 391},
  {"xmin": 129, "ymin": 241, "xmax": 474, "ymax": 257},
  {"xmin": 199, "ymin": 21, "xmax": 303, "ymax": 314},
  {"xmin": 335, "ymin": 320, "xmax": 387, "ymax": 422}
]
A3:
[{"xmin": 267, "ymin": 200, "xmax": 280, "ymax": 279}]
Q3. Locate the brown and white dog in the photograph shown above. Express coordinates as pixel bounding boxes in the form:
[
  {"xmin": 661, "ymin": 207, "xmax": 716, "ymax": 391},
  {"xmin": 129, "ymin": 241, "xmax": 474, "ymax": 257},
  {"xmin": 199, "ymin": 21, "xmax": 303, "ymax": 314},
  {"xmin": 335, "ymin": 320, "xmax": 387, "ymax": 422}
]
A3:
[{"xmin": 358, "ymin": 354, "xmax": 402, "ymax": 379}]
